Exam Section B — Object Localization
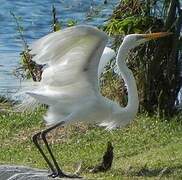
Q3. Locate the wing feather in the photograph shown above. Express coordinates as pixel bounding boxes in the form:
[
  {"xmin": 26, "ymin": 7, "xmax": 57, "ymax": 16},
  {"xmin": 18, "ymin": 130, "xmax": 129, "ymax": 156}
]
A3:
[{"xmin": 29, "ymin": 25, "xmax": 108, "ymax": 105}]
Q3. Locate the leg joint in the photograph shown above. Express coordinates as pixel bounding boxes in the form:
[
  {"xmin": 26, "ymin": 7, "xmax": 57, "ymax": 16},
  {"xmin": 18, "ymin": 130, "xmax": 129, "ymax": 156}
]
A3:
[{"xmin": 32, "ymin": 132, "xmax": 41, "ymax": 143}]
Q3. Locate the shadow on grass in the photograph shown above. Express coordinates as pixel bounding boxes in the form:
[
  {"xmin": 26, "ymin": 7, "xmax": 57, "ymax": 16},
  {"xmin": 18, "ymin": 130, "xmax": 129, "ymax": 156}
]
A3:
[
  {"xmin": 105, "ymin": 165, "xmax": 182, "ymax": 178},
  {"xmin": 126, "ymin": 165, "xmax": 182, "ymax": 178}
]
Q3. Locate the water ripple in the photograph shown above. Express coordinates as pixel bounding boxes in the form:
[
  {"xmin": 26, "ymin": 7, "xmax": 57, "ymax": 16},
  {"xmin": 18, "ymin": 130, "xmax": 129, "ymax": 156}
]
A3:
[{"xmin": 0, "ymin": 0, "xmax": 119, "ymax": 95}]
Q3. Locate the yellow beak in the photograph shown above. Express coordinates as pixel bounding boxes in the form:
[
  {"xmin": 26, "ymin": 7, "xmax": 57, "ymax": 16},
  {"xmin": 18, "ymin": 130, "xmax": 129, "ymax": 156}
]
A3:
[{"xmin": 143, "ymin": 32, "xmax": 172, "ymax": 40}]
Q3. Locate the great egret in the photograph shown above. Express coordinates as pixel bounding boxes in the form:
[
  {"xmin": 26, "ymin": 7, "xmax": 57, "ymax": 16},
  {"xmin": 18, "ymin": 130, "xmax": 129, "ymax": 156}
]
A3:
[{"xmin": 24, "ymin": 25, "xmax": 171, "ymax": 178}]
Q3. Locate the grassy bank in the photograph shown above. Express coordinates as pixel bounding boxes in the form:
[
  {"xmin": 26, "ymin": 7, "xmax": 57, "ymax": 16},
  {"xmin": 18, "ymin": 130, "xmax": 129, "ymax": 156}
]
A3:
[{"xmin": 0, "ymin": 108, "xmax": 182, "ymax": 179}]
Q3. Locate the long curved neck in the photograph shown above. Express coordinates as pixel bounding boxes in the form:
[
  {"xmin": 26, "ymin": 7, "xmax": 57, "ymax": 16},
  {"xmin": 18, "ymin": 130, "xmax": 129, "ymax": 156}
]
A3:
[{"xmin": 116, "ymin": 44, "xmax": 139, "ymax": 115}]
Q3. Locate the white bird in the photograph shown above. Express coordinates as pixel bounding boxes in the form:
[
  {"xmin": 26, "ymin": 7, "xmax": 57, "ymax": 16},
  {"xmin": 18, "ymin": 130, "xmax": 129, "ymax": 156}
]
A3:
[{"xmin": 24, "ymin": 25, "xmax": 171, "ymax": 178}]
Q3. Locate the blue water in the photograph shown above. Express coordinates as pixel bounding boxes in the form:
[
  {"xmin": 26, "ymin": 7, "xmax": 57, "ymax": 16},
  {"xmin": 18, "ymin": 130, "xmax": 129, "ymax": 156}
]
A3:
[{"xmin": 0, "ymin": 0, "xmax": 119, "ymax": 95}]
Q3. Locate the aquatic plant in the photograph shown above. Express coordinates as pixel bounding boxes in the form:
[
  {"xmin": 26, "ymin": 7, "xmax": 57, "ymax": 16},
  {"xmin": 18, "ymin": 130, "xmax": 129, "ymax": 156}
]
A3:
[
  {"xmin": 12, "ymin": 5, "xmax": 77, "ymax": 82},
  {"xmin": 11, "ymin": 12, "xmax": 43, "ymax": 82}
]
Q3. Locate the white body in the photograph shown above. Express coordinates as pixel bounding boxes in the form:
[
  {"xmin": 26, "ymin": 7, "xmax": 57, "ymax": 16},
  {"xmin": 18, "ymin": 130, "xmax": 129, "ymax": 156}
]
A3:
[{"xmin": 25, "ymin": 25, "xmax": 139, "ymax": 130}]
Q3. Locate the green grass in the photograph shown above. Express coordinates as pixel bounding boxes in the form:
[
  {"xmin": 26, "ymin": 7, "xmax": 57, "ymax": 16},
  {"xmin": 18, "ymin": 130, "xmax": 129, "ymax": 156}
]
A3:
[{"xmin": 0, "ymin": 108, "xmax": 182, "ymax": 179}]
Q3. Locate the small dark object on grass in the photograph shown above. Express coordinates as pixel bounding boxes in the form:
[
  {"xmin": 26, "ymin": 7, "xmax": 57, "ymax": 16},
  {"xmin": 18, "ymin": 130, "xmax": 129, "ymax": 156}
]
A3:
[{"xmin": 90, "ymin": 141, "xmax": 114, "ymax": 173}]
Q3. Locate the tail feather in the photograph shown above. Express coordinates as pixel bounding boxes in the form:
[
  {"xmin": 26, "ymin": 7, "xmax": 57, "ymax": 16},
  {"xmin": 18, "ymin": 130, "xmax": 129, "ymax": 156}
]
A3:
[
  {"xmin": 99, "ymin": 121, "xmax": 117, "ymax": 130},
  {"xmin": 13, "ymin": 81, "xmax": 40, "ymax": 112}
]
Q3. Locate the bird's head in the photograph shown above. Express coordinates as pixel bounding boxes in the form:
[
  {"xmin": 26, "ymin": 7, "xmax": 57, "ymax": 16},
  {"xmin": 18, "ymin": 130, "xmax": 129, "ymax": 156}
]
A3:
[{"xmin": 123, "ymin": 32, "xmax": 172, "ymax": 49}]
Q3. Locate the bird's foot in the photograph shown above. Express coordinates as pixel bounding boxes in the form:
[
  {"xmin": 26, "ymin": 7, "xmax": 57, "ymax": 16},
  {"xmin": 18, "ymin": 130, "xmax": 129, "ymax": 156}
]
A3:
[
  {"xmin": 48, "ymin": 170, "xmax": 82, "ymax": 178},
  {"xmin": 48, "ymin": 172, "xmax": 57, "ymax": 178}
]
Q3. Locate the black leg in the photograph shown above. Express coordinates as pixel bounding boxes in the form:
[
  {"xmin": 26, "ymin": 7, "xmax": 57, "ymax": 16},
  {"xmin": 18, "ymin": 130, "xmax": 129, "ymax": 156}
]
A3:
[
  {"xmin": 34, "ymin": 121, "xmax": 82, "ymax": 178},
  {"xmin": 32, "ymin": 131, "xmax": 56, "ymax": 175},
  {"xmin": 41, "ymin": 124, "xmax": 66, "ymax": 178}
]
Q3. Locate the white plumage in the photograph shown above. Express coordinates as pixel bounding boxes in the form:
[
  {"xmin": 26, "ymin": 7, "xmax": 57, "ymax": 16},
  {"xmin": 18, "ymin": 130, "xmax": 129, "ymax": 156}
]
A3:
[
  {"xmin": 27, "ymin": 26, "xmax": 121, "ymax": 129},
  {"xmin": 19, "ymin": 26, "xmax": 171, "ymax": 178},
  {"xmin": 24, "ymin": 25, "xmax": 170, "ymax": 129}
]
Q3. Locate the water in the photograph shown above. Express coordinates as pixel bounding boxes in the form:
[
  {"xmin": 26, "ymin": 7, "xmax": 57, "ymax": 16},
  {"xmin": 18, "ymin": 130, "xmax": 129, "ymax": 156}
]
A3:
[{"xmin": 0, "ymin": 0, "xmax": 119, "ymax": 96}]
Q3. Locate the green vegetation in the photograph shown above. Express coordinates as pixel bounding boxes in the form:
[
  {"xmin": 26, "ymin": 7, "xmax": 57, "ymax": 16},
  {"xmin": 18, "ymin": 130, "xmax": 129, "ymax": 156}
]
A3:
[
  {"xmin": 11, "ymin": 5, "xmax": 77, "ymax": 82},
  {"xmin": 11, "ymin": 0, "xmax": 182, "ymax": 117},
  {"xmin": 2, "ymin": 1, "xmax": 181, "ymax": 179},
  {"xmin": 0, "ymin": 108, "xmax": 181, "ymax": 179},
  {"xmin": 11, "ymin": 11, "xmax": 43, "ymax": 82},
  {"xmin": 0, "ymin": 96, "xmax": 15, "ymax": 112},
  {"xmin": 104, "ymin": 0, "xmax": 182, "ymax": 117}
]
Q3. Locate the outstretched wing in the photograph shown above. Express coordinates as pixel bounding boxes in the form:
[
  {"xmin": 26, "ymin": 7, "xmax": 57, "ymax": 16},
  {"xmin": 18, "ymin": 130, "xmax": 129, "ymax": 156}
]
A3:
[{"xmin": 28, "ymin": 25, "xmax": 108, "ymax": 105}]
